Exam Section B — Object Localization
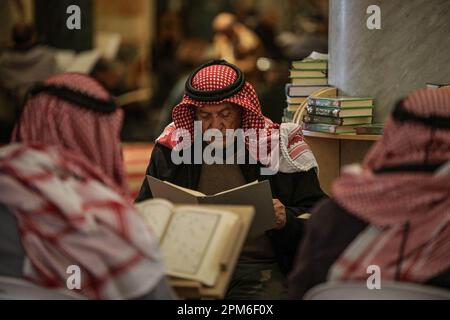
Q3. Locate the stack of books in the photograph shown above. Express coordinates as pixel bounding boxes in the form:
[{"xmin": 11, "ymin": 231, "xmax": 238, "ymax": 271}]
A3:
[
  {"xmin": 283, "ymin": 53, "xmax": 331, "ymax": 123},
  {"xmin": 302, "ymin": 96, "xmax": 374, "ymax": 134}
]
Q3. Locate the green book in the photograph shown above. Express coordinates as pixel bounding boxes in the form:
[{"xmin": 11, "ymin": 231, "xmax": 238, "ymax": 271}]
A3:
[
  {"xmin": 308, "ymin": 96, "xmax": 374, "ymax": 108},
  {"xmin": 292, "ymin": 59, "xmax": 327, "ymax": 70},
  {"xmin": 290, "ymin": 77, "xmax": 328, "ymax": 86},
  {"xmin": 306, "ymin": 105, "xmax": 373, "ymax": 118},
  {"xmin": 290, "ymin": 69, "xmax": 327, "ymax": 78},
  {"xmin": 355, "ymin": 124, "xmax": 384, "ymax": 135},
  {"xmin": 286, "ymin": 96, "xmax": 308, "ymax": 104},
  {"xmin": 303, "ymin": 114, "xmax": 372, "ymax": 126},
  {"xmin": 285, "ymin": 84, "xmax": 332, "ymax": 97},
  {"xmin": 282, "ymin": 109, "xmax": 296, "ymax": 123},
  {"xmin": 303, "ymin": 123, "xmax": 357, "ymax": 134},
  {"xmin": 286, "ymin": 103, "xmax": 302, "ymax": 112}
]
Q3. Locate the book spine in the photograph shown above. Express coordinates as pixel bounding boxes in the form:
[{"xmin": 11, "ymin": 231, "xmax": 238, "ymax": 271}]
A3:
[
  {"xmin": 290, "ymin": 70, "xmax": 328, "ymax": 77},
  {"xmin": 308, "ymin": 98, "xmax": 340, "ymax": 108},
  {"xmin": 292, "ymin": 61, "xmax": 328, "ymax": 69},
  {"xmin": 355, "ymin": 127, "xmax": 384, "ymax": 135},
  {"xmin": 303, "ymin": 114, "xmax": 342, "ymax": 125},
  {"xmin": 288, "ymin": 89, "xmax": 313, "ymax": 97},
  {"xmin": 285, "ymin": 84, "xmax": 291, "ymax": 97},
  {"xmin": 306, "ymin": 105, "xmax": 341, "ymax": 117},
  {"xmin": 303, "ymin": 123, "xmax": 338, "ymax": 133}
]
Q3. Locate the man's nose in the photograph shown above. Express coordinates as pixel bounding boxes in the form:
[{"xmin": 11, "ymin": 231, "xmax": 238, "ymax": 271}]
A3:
[{"xmin": 209, "ymin": 115, "xmax": 224, "ymax": 130}]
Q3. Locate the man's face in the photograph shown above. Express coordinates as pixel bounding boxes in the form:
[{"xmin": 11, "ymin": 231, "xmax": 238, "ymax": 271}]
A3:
[
  {"xmin": 195, "ymin": 103, "xmax": 243, "ymax": 146},
  {"xmin": 219, "ymin": 25, "xmax": 235, "ymax": 39}
]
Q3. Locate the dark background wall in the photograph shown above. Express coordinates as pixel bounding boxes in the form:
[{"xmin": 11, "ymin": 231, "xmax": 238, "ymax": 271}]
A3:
[{"xmin": 35, "ymin": 0, "xmax": 93, "ymax": 51}]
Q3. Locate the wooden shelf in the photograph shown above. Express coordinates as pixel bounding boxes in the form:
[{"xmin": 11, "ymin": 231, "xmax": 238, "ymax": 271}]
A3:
[
  {"xmin": 302, "ymin": 130, "xmax": 380, "ymax": 194},
  {"xmin": 303, "ymin": 130, "xmax": 381, "ymax": 141}
]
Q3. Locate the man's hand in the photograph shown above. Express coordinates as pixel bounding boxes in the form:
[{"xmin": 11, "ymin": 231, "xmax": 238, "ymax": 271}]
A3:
[{"xmin": 273, "ymin": 199, "xmax": 286, "ymax": 230}]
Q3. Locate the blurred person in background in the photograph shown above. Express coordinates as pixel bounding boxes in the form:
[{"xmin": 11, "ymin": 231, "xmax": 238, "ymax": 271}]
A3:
[
  {"xmin": 153, "ymin": 37, "xmax": 213, "ymax": 138},
  {"xmin": 285, "ymin": 15, "xmax": 328, "ymax": 60},
  {"xmin": 254, "ymin": 9, "xmax": 284, "ymax": 61},
  {"xmin": 90, "ymin": 58, "xmax": 127, "ymax": 97},
  {"xmin": 212, "ymin": 12, "xmax": 264, "ymax": 85},
  {"xmin": 152, "ymin": 11, "xmax": 183, "ymax": 109},
  {"xmin": 0, "ymin": 23, "xmax": 60, "ymax": 142},
  {"xmin": 0, "ymin": 0, "xmax": 25, "ymax": 51},
  {"xmin": 257, "ymin": 58, "xmax": 289, "ymax": 124},
  {"xmin": 0, "ymin": 23, "xmax": 60, "ymax": 103}
]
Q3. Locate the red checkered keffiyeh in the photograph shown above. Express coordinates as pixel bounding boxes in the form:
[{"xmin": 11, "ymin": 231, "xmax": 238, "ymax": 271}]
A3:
[
  {"xmin": 329, "ymin": 88, "xmax": 450, "ymax": 283},
  {"xmin": 0, "ymin": 144, "xmax": 164, "ymax": 299},
  {"xmin": 12, "ymin": 73, "xmax": 128, "ymax": 191},
  {"xmin": 156, "ymin": 61, "xmax": 318, "ymax": 173}
]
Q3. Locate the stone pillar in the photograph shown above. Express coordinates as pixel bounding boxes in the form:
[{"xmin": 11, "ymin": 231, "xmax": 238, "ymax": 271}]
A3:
[{"xmin": 329, "ymin": 0, "xmax": 450, "ymax": 122}]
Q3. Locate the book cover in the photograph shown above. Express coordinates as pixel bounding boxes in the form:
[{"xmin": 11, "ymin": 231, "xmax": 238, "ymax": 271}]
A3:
[
  {"xmin": 286, "ymin": 96, "xmax": 308, "ymax": 104},
  {"xmin": 135, "ymin": 199, "xmax": 240, "ymax": 287},
  {"xmin": 291, "ymin": 77, "xmax": 328, "ymax": 86},
  {"xmin": 289, "ymin": 70, "xmax": 327, "ymax": 78},
  {"xmin": 303, "ymin": 114, "xmax": 372, "ymax": 126},
  {"xmin": 282, "ymin": 109, "xmax": 296, "ymax": 123},
  {"xmin": 355, "ymin": 124, "xmax": 384, "ymax": 135},
  {"xmin": 303, "ymin": 123, "xmax": 358, "ymax": 134},
  {"xmin": 286, "ymin": 103, "xmax": 302, "ymax": 112},
  {"xmin": 291, "ymin": 60, "xmax": 328, "ymax": 70},
  {"xmin": 306, "ymin": 105, "xmax": 373, "ymax": 118},
  {"xmin": 286, "ymin": 84, "xmax": 332, "ymax": 97},
  {"xmin": 308, "ymin": 96, "xmax": 374, "ymax": 108},
  {"xmin": 146, "ymin": 175, "xmax": 276, "ymax": 238},
  {"xmin": 135, "ymin": 200, "xmax": 255, "ymax": 299}
]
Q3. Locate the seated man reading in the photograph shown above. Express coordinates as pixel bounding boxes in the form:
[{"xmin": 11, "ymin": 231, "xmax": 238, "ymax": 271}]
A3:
[{"xmin": 136, "ymin": 60, "xmax": 326, "ymax": 299}]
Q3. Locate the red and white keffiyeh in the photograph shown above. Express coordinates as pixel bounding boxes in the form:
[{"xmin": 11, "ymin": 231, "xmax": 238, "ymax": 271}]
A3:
[
  {"xmin": 156, "ymin": 61, "xmax": 318, "ymax": 173},
  {"xmin": 12, "ymin": 72, "xmax": 128, "ymax": 191},
  {"xmin": 0, "ymin": 144, "xmax": 164, "ymax": 299},
  {"xmin": 329, "ymin": 88, "xmax": 450, "ymax": 283}
]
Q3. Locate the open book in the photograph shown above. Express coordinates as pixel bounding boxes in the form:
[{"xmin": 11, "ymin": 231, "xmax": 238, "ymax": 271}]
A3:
[
  {"xmin": 146, "ymin": 175, "xmax": 277, "ymax": 237},
  {"xmin": 307, "ymin": 51, "xmax": 329, "ymax": 60},
  {"xmin": 135, "ymin": 200, "xmax": 254, "ymax": 298},
  {"xmin": 55, "ymin": 49, "xmax": 100, "ymax": 74}
]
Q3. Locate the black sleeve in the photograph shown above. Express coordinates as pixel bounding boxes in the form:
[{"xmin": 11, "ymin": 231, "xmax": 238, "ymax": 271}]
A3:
[
  {"xmin": 266, "ymin": 168, "xmax": 328, "ymax": 274},
  {"xmin": 135, "ymin": 144, "xmax": 174, "ymax": 203},
  {"xmin": 266, "ymin": 209, "xmax": 304, "ymax": 274},
  {"xmin": 288, "ymin": 199, "xmax": 367, "ymax": 299},
  {"xmin": 284, "ymin": 168, "xmax": 327, "ymax": 215},
  {"xmin": 0, "ymin": 204, "xmax": 26, "ymax": 278}
]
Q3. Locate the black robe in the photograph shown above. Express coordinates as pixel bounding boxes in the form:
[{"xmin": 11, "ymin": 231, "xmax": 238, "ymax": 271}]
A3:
[
  {"xmin": 289, "ymin": 198, "xmax": 450, "ymax": 299},
  {"xmin": 136, "ymin": 143, "xmax": 327, "ymax": 274}
]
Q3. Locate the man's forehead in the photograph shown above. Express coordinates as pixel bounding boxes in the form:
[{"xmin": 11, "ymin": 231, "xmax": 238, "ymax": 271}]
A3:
[{"xmin": 197, "ymin": 103, "xmax": 239, "ymax": 113}]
